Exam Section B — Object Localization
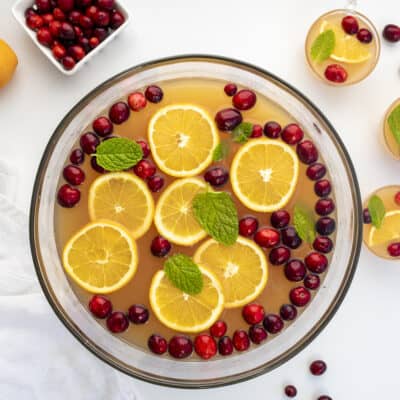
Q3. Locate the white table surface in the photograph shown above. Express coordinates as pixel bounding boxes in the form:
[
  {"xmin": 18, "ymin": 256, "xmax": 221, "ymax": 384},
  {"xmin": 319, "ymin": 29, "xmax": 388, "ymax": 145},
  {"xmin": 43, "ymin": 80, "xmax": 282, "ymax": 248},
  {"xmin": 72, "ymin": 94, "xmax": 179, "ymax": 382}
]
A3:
[{"xmin": 1, "ymin": 0, "xmax": 399, "ymax": 398}]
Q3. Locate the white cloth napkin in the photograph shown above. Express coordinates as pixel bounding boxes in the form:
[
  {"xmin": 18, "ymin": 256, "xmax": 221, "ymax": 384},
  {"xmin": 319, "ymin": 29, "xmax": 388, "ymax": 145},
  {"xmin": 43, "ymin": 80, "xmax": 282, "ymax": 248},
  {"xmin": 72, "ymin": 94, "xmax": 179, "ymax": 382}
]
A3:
[{"xmin": 0, "ymin": 162, "xmax": 138, "ymax": 400}]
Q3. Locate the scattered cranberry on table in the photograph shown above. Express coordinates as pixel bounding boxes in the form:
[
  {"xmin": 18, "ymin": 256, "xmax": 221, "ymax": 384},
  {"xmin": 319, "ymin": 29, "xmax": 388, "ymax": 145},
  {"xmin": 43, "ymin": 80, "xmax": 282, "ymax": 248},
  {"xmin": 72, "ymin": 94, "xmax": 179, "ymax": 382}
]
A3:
[
  {"xmin": 242, "ymin": 303, "xmax": 265, "ymax": 325},
  {"xmin": 194, "ymin": 334, "xmax": 217, "ymax": 359},
  {"xmin": 57, "ymin": 183, "xmax": 80, "ymax": 207},
  {"xmin": 128, "ymin": 304, "xmax": 149, "ymax": 324},
  {"xmin": 248, "ymin": 325, "xmax": 268, "ymax": 344},
  {"xmin": 263, "ymin": 314, "xmax": 284, "ymax": 334},
  {"xmin": 224, "ymin": 83, "xmax": 237, "ymax": 96},
  {"xmin": 317, "ymin": 396, "xmax": 332, "ymax": 400},
  {"xmin": 218, "ymin": 336, "xmax": 234, "ymax": 355},
  {"xmin": 215, "ymin": 108, "xmax": 243, "ymax": 131},
  {"xmin": 281, "ymin": 124, "xmax": 304, "ymax": 145},
  {"xmin": 145, "ymin": 85, "xmax": 163, "ymax": 103},
  {"xmin": 63, "ymin": 164, "xmax": 85, "ymax": 185},
  {"xmin": 210, "ymin": 320, "xmax": 227, "ymax": 338},
  {"xmin": 285, "ymin": 259, "xmax": 307, "ymax": 282},
  {"xmin": 239, "ymin": 216, "xmax": 259, "ymax": 237},
  {"xmin": 254, "ymin": 227, "xmax": 280, "ymax": 248},
  {"xmin": 269, "ymin": 246, "xmax": 291, "ymax": 265},
  {"xmin": 387, "ymin": 242, "xmax": 400, "ymax": 257},
  {"xmin": 280, "ymin": 304, "xmax": 297, "ymax": 321},
  {"xmin": 382, "ymin": 24, "xmax": 400, "ymax": 42},
  {"xmin": 232, "ymin": 330, "xmax": 250, "ymax": 351},
  {"xmin": 284, "ymin": 385, "xmax": 297, "ymax": 398},
  {"xmin": 168, "ymin": 336, "xmax": 193, "ymax": 359},
  {"xmin": 232, "ymin": 89, "xmax": 257, "ymax": 110},
  {"xmin": 148, "ymin": 334, "xmax": 168, "ymax": 355},
  {"xmin": 150, "ymin": 236, "xmax": 171, "ymax": 257},
  {"xmin": 290, "ymin": 286, "xmax": 311, "ymax": 307},
  {"xmin": 106, "ymin": 311, "xmax": 129, "ymax": 333},
  {"xmin": 128, "ymin": 92, "xmax": 147, "ymax": 111},
  {"xmin": 147, "ymin": 175, "xmax": 164, "ymax": 192},
  {"xmin": 88, "ymin": 295, "xmax": 112, "ymax": 318},
  {"xmin": 204, "ymin": 166, "xmax": 229, "ymax": 187},
  {"xmin": 263, "ymin": 121, "xmax": 281, "ymax": 138},
  {"xmin": 324, "ymin": 64, "xmax": 348, "ymax": 84},
  {"xmin": 271, "ymin": 210, "xmax": 290, "ymax": 229},
  {"xmin": 341, "ymin": 15, "xmax": 359, "ymax": 35},
  {"xmin": 310, "ymin": 359, "xmax": 327, "ymax": 376}
]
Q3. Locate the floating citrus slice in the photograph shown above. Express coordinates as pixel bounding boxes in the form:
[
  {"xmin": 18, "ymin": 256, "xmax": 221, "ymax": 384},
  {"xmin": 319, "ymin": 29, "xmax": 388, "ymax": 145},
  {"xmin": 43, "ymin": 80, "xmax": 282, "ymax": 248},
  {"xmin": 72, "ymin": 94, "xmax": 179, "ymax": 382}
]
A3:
[
  {"xmin": 63, "ymin": 221, "xmax": 138, "ymax": 293},
  {"xmin": 230, "ymin": 138, "xmax": 299, "ymax": 212},
  {"xmin": 368, "ymin": 210, "xmax": 400, "ymax": 247},
  {"xmin": 149, "ymin": 266, "xmax": 224, "ymax": 332},
  {"xmin": 88, "ymin": 172, "xmax": 154, "ymax": 239},
  {"xmin": 148, "ymin": 104, "xmax": 219, "ymax": 177},
  {"xmin": 154, "ymin": 177, "xmax": 207, "ymax": 246},
  {"xmin": 194, "ymin": 237, "xmax": 268, "ymax": 308}
]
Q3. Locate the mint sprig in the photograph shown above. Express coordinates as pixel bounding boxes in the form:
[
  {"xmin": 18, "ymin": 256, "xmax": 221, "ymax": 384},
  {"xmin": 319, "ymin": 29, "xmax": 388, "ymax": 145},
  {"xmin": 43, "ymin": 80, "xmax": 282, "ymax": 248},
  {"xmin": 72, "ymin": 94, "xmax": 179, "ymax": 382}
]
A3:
[
  {"xmin": 368, "ymin": 195, "xmax": 386, "ymax": 228},
  {"xmin": 311, "ymin": 29, "xmax": 335, "ymax": 63},
  {"xmin": 164, "ymin": 254, "xmax": 203, "ymax": 295},
  {"xmin": 388, "ymin": 104, "xmax": 400, "ymax": 146},
  {"xmin": 232, "ymin": 122, "xmax": 253, "ymax": 143},
  {"xmin": 212, "ymin": 140, "xmax": 230, "ymax": 161},
  {"xmin": 192, "ymin": 191, "xmax": 238, "ymax": 245},
  {"xmin": 294, "ymin": 204, "xmax": 316, "ymax": 244},
  {"xmin": 94, "ymin": 138, "xmax": 143, "ymax": 171}
]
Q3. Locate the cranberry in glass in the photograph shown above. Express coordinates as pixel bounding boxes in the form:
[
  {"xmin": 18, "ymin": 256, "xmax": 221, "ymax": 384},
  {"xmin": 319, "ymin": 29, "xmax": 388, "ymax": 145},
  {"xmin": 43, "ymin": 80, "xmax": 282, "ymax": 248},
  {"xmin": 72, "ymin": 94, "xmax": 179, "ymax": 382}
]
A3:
[
  {"xmin": 318, "ymin": 396, "xmax": 332, "ymax": 400},
  {"xmin": 85, "ymin": 5, "xmax": 98, "ymax": 19},
  {"xmin": 233, "ymin": 89, "xmax": 257, "ymax": 110},
  {"xmin": 94, "ymin": 10, "xmax": 110, "ymax": 27},
  {"xmin": 263, "ymin": 314, "xmax": 284, "ymax": 334},
  {"xmin": 232, "ymin": 330, "xmax": 250, "ymax": 351},
  {"xmin": 91, "ymin": 157, "xmax": 105, "ymax": 173},
  {"xmin": 315, "ymin": 198, "xmax": 335, "ymax": 216},
  {"xmin": 204, "ymin": 167, "xmax": 229, "ymax": 187},
  {"xmin": 63, "ymin": 165, "xmax": 85, "ymax": 185},
  {"xmin": 255, "ymin": 228, "xmax": 280, "ymax": 248},
  {"xmin": 88, "ymin": 295, "xmax": 112, "ymax": 318},
  {"xmin": 35, "ymin": 0, "xmax": 52, "ymax": 13},
  {"xmin": 89, "ymin": 36, "xmax": 99, "ymax": 48},
  {"xmin": 59, "ymin": 21, "xmax": 75, "ymax": 39},
  {"xmin": 357, "ymin": 28, "xmax": 373, "ymax": 43},
  {"xmin": 97, "ymin": 0, "xmax": 115, "ymax": 10},
  {"xmin": 110, "ymin": 10, "xmax": 125, "ymax": 29},
  {"xmin": 79, "ymin": 14, "xmax": 93, "ymax": 28},
  {"xmin": 218, "ymin": 336, "xmax": 234, "ymax": 356},
  {"xmin": 388, "ymin": 243, "xmax": 400, "ymax": 257},
  {"xmin": 210, "ymin": 320, "xmax": 227, "ymax": 338},
  {"xmin": 136, "ymin": 140, "xmax": 150, "ymax": 157},
  {"xmin": 26, "ymin": 14, "xmax": 44, "ymax": 30},
  {"xmin": 80, "ymin": 132, "xmax": 99, "ymax": 154},
  {"xmin": 242, "ymin": 303, "xmax": 265, "ymax": 325},
  {"xmin": 263, "ymin": 121, "xmax": 281, "ymax": 138},
  {"xmin": 145, "ymin": 85, "xmax": 163, "ymax": 103},
  {"xmin": 285, "ymin": 259, "xmax": 306, "ymax": 282},
  {"xmin": 109, "ymin": 102, "xmax": 130, "ymax": 124},
  {"xmin": 148, "ymin": 334, "xmax": 168, "ymax": 355},
  {"xmin": 147, "ymin": 175, "xmax": 164, "ymax": 192},
  {"xmin": 37, "ymin": 27, "xmax": 53, "ymax": 47},
  {"xmin": 49, "ymin": 20, "xmax": 62, "ymax": 36},
  {"xmin": 93, "ymin": 27, "xmax": 108, "ymax": 41},
  {"xmin": 128, "ymin": 304, "xmax": 149, "ymax": 324},
  {"xmin": 341, "ymin": 15, "xmax": 359, "ymax": 35},
  {"xmin": 133, "ymin": 159, "xmax": 156, "ymax": 180},
  {"xmin": 106, "ymin": 311, "xmax": 129, "ymax": 333},
  {"xmin": 271, "ymin": 210, "xmax": 290, "ymax": 229},
  {"xmin": 304, "ymin": 274, "xmax": 320, "ymax": 290},
  {"xmin": 297, "ymin": 140, "xmax": 318, "ymax": 164},
  {"xmin": 306, "ymin": 163, "xmax": 326, "ymax": 180},
  {"xmin": 394, "ymin": 191, "xmax": 400, "ymax": 205},
  {"xmin": 305, "ymin": 252, "xmax": 328, "ymax": 274},
  {"xmin": 269, "ymin": 246, "xmax": 291, "ymax": 265},
  {"xmin": 290, "ymin": 286, "xmax": 311, "ymax": 307},
  {"xmin": 313, "ymin": 236, "xmax": 333, "ymax": 253},
  {"xmin": 316, "ymin": 217, "xmax": 336, "ymax": 235},
  {"xmin": 310, "ymin": 360, "xmax": 327, "ymax": 376},
  {"xmin": 168, "ymin": 336, "xmax": 193, "ymax": 359},
  {"xmin": 68, "ymin": 10, "xmax": 81, "ymax": 24},
  {"xmin": 150, "ymin": 236, "xmax": 171, "ymax": 257},
  {"xmin": 325, "ymin": 64, "xmax": 348, "ymax": 83},
  {"xmin": 57, "ymin": 184, "xmax": 80, "ymax": 207},
  {"xmin": 280, "ymin": 304, "xmax": 297, "ymax": 321},
  {"xmin": 251, "ymin": 124, "xmax": 263, "ymax": 138},
  {"xmin": 362, "ymin": 208, "xmax": 371, "ymax": 223},
  {"xmin": 68, "ymin": 45, "xmax": 85, "ymax": 61},
  {"xmin": 92, "ymin": 116, "xmax": 113, "ymax": 137},
  {"xmin": 281, "ymin": 124, "xmax": 304, "ymax": 145},
  {"xmin": 248, "ymin": 325, "xmax": 268, "ymax": 344},
  {"xmin": 128, "ymin": 92, "xmax": 147, "ymax": 111},
  {"xmin": 70, "ymin": 148, "xmax": 84, "ymax": 165},
  {"xmin": 314, "ymin": 179, "xmax": 331, "ymax": 197},
  {"xmin": 194, "ymin": 334, "xmax": 217, "ymax": 359},
  {"xmin": 224, "ymin": 83, "xmax": 237, "ymax": 96},
  {"xmin": 53, "ymin": 7, "xmax": 66, "ymax": 21},
  {"xmin": 382, "ymin": 24, "xmax": 400, "ymax": 42},
  {"xmin": 215, "ymin": 108, "xmax": 242, "ymax": 131},
  {"xmin": 284, "ymin": 385, "xmax": 297, "ymax": 398},
  {"xmin": 281, "ymin": 227, "xmax": 302, "ymax": 249},
  {"xmin": 239, "ymin": 216, "xmax": 258, "ymax": 237}
]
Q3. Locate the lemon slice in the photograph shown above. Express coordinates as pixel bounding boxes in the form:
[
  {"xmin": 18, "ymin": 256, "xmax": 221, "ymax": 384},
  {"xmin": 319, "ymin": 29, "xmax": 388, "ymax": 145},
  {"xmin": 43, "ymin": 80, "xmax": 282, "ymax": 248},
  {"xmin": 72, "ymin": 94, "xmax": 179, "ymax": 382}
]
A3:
[
  {"xmin": 320, "ymin": 20, "xmax": 371, "ymax": 64},
  {"xmin": 149, "ymin": 266, "xmax": 224, "ymax": 333},
  {"xmin": 148, "ymin": 104, "xmax": 219, "ymax": 177},
  {"xmin": 368, "ymin": 210, "xmax": 400, "ymax": 247},
  {"xmin": 194, "ymin": 237, "xmax": 268, "ymax": 308},
  {"xmin": 230, "ymin": 138, "xmax": 299, "ymax": 212},
  {"xmin": 63, "ymin": 221, "xmax": 138, "ymax": 293},
  {"xmin": 154, "ymin": 177, "xmax": 207, "ymax": 246},
  {"xmin": 88, "ymin": 172, "xmax": 154, "ymax": 239}
]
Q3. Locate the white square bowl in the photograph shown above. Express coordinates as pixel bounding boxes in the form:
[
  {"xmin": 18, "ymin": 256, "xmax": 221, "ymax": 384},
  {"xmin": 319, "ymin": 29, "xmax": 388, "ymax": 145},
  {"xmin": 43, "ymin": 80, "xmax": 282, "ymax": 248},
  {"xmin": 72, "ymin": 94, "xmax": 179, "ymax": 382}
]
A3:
[{"xmin": 12, "ymin": 0, "xmax": 131, "ymax": 76}]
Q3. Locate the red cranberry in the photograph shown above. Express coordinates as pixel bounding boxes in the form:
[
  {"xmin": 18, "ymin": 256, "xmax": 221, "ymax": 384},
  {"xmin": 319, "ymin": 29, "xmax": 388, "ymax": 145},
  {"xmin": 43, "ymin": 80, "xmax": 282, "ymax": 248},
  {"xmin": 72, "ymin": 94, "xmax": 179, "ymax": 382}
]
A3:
[
  {"xmin": 263, "ymin": 314, "xmax": 284, "ymax": 334},
  {"xmin": 318, "ymin": 396, "xmax": 332, "ymax": 400},
  {"xmin": 363, "ymin": 208, "xmax": 371, "ymax": 224},
  {"xmin": 147, "ymin": 175, "xmax": 164, "ymax": 192},
  {"xmin": 290, "ymin": 286, "xmax": 311, "ymax": 307},
  {"xmin": 204, "ymin": 167, "xmax": 229, "ymax": 187},
  {"xmin": 284, "ymin": 385, "xmax": 297, "ymax": 397},
  {"xmin": 233, "ymin": 89, "xmax": 257, "ymax": 110},
  {"xmin": 93, "ymin": 116, "xmax": 113, "ymax": 137},
  {"xmin": 57, "ymin": 184, "xmax": 80, "ymax": 207},
  {"xmin": 76, "ymin": 0, "xmax": 92, "ymax": 7},
  {"xmin": 145, "ymin": 85, "xmax": 163, "ymax": 103},
  {"xmin": 148, "ymin": 334, "xmax": 168, "ymax": 355},
  {"xmin": 251, "ymin": 124, "xmax": 263, "ymax": 138},
  {"xmin": 271, "ymin": 210, "xmax": 290, "ymax": 229},
  {"xmin": 224, "ymin": 83, "xmax": 237, "ymax": 96},
  {"xmin": 59, "ymin": 21, "xmax": 75, "ymax": 39},
  {"xmin": 306, "ymin": 163, "xmax": 326, "ymax": 180},
  {"xmin": 49, "ymin": 20, "xmax": 62, "ymax": 36},
  {"xmin": 93, "ymin": 27, "xmax": 108, "ymax": 41},
  {"xmin": 304, "ymin": 274, "xmax": 320, "ymax": 290},
  {"xmin": 109, "ymin": 102, "xmax": 130, "ymax": 124},
  {"xmin": 80, "ymin": 132, "xmax": 100, "ymax": 154},
  {"xmin": 35, "ymin": 0, "xmax": 52, "ymax": 13},
  {"xmin": 194, "ymin": 334, "xmax": 217, "ymax": 359},
  {"xmin": 280, "ymin": 304, "xmax": 297, "ymax": 321},
  {"xmin": 341, "ymin": 15, "xmax": 359, "ymax": 35},
  {"xmin": 91, "ymin": 157, "xmax": 105, "ymax": 173},
  {"xmin": 316, "ymin": 217, "xmax": 336, "ymax": 236},
  {"xmin": 89, "ymin": 36, "xmax": 99, "ymax": 48},
  {"xmin": 106, "ymin": 311, "xmax": 129, "ymax": 333},
  {"xmin": 281, "ymin": 227, "xmax": 302, "ymax": 249},
  {"xmin": 383, "ymin": 24, "xmax": 400, "ymax": 42},
  {"xmin": 357, "ymin": 28, "xmax": 373, "ymax": 43},
  {"xmin": 128, "ymin": 92, "xmax": 147, "ymax": 111},
  {"xmin": 168, "ymin": 336, "xmax": 193, "ymax": 359},
  {"xmin": 297, "ymin": 140, "xmax": 318, "ymax": 164},
  {"xmin": 248, "ymin": 325, "xmax": 268, "ymax": 344},
  {"xmin": 73, "ymin": 25, "xmax": 83, "ymax": 38},
  {"xmin": 68, "ymin": 45, "xmax": 85, "ymax": 61},
  {"xmin": 242, "ymin": 303, "xmax": 265, "ymax": 325},
  {"xmin": 285, "ymin": 259, "xmax": 306, "ymax": 282},
  {"xmin": 25, "ymin": 7, "xmax": 37, "ymax": 18},
  {"xmin": 313, "ymin": 236, "xmax": 333, "ymax": 253},
  {"xmin": 263, "ymin": 121, "xmax": 281, "ymax": 138},
  {"xmin": 325, "ymin": 64, "xmax": 348, "ymax": 83},
  {"xmin": 269, "ymin": 246, "xmax": 291, "ymax": 265},
  {"xmin": 310, "ymin": 359, "xmax": 327, "ymax": 375},
  {"xmin": 315, "ymin": 198, "xmax": 335, "ymax": 216},
  {"xmin": 42, "ymin": 13, "xmax": 54, "ymax": 24},
  {"xmin": 62, "ymin": 56, "xmax": 76, "ymax": 70},
  {"xmin": 133, "ymin": 160, "xmax": 156, "ymax": 180},
  {"xmin": 232, "ymin": 330, "xmax": 250, "ymax": 351},
  {"xmin": 37, "ymin": 27, "xmax": 53, "ymax": 47},
  {"xmin": 110, "ymin": 10, "xmax": 125, "ymax": 29},
  {"xmin": 57, "ymin": 0, "xmax": 74, "ymax": 12},
  {"xmin": 94, "ymin": 10, "xmax": 110, "ymax": 27},
  {"xmin": 68, "ymin": 10, "xmax": 82, "ymax": 24},
  {"xmin": 281, "ymin": 124, "xmax": 304, "ymax": 145},
  {"xmin": 88, "ymin": 295, "xmax": 112, "ymax": 318},
  {"xmin": 239, "ymin": 216, "xmax": 259, "ymax": 237},
  {"xmin": 215, "ymin": 108, "xmax": 242, "ymax": 131},
  {"xmin": 63, "ymin": 165, "xmax": 85, "ymax": 185},
  {"xmin": 136, "ymin": 140, "xmax": 150, "ymax": 158},
  {"xmin": 255, "ymin": 228, "xmax": 280, "ymax": 248},
  {"xmin": 26, "ymin": 14, "xmax": 44, "ymax": 30},
  {"xmin": 85, "ymin": 5, "xmax": 98, "ymax": 19},
  {"xmin": 70, "ymin": 148, "xmax": 84, "ymax": 165},
  {"xmin": 128, "ymin": 304, "xmax": 149, "ymax": 324},
  {"xmin": 151, "ymin": 236, "xmax": 171, "ymax": 257},
  {"xmin": 314, "ymin": 179, "xmax": 331, "ymax": 197},
  {"xmin": 388, "ymin": 243, "xmax": 400, "ymax": 257},
  {"xmin": 53, "ymin": 7, "xmax": 66, "ymax": 21},
  {"xmin": 395, "ymin": 191, "xmax": 400, "ymax": 205},
  {"xmin": 305, "ymin": 252, "xmax": 328, "ymax": 274},
  {"xmin": 79, "ymin": 14, "xmax": 93, "ymax": 28},
  {"xmin": 97, "ymin": 0, "xmax": 115, "ymax": 10},
  {"xmin": 210, "ymin": 320, "xmax": 227, "ymax": 338},
  {"xmin": 218, "ymin": 336, "xmax": 233, "ymax": 355}
]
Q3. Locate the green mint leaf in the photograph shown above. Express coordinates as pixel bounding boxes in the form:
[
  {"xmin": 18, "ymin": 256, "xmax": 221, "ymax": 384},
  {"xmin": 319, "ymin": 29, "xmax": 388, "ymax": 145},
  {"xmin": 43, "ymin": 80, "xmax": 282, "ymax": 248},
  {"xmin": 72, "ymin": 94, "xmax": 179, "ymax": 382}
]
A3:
[
  {"xmin": 164, "ymin": 254, "xmax": 203, "ymax": 295},
  {"xmin": 192, "ymin": 191, "xmax": 238, "ymax": 245},
  {"xmin": 388, "ymin": 104, "xmax": 400, "ymax": 146},
  {"xmin": 368, "ymin": 195, "xmax": 386, "ymax": 228},
  {"xmin": 94, "ymin": 138, "xmax": 143, "ymax": 171},
  {"xmin": 293, "ymin": 204, "xmax": 316, "ymax": 244},
  {"xmin": 311, "ymin": 29, "xmax": 335, "ymax": 62},
  {"xmin": 232, "ymin": 122, "xmax": 253, "ymax": 143},
  {"xmin": 212, "ymin": 140, "xmax": 230, "ymax": 161}
]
